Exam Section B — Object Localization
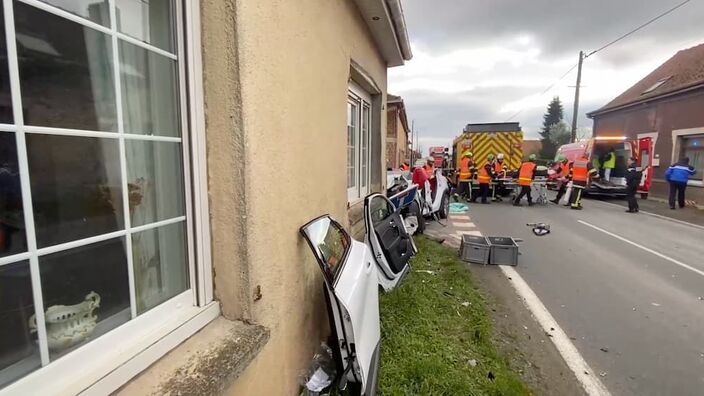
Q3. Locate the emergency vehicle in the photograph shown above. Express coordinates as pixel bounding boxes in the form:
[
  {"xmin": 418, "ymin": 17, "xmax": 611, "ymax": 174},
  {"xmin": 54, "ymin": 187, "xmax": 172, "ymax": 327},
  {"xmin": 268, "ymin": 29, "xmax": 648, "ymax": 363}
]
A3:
[
  {"xmin": 555, "ymin": 136, "xmax": 654, "ymax": 198},
  {"xmin": 452, "ymin": 123, "xmax": 523, "ymax": 171}
]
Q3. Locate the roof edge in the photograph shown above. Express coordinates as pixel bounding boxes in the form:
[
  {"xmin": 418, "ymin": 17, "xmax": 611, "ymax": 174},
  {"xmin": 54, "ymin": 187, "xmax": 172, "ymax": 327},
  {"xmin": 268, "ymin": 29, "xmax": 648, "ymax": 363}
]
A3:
[
  {"xmin": 353, "ymin": 0, "xmax": 412, "ymax": 67},
  {"xmin": 587, "ymin": 81, "xmax": 704, "ymax": 118}
]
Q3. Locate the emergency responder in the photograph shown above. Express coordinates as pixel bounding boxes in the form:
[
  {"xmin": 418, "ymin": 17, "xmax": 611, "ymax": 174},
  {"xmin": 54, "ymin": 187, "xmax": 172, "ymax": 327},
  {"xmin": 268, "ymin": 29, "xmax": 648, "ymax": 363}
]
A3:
[
  {"xmin": 423, "ymin": 158, "xmax": 435, "ymax": 179},
  {"xmin": 625, "ymin": 157, "xmax": 642, "ymax": 213},
  {"xmin": 665, "ymin": 156, "xmax": 696, "ymax": 209},
  {"xmin": 569, "ymin": 154, "xmax": 599, "ymax": 210},
  {"xmin": 456, "ymin": 150, "xmax": 475, "ymax": 201},
  {"xmin": 471, "ymin": 154, "xmax": 495, "ymax": 204},
  {"xmin": 603, "ymin": 147, "xmax": 616, "ymax": 182},
  {"xmin": 400, "ymin": 161, "xmax": 410, "ymax": 171},
  {"xmin": 550, "ymin": 155, "xmax": 570, "ymax": 204},
  {"xmin": 492, "ymin": 153, "xmax": 508, "ymax": 201},
  {"xmin": 513, "ymin": 154, "xmax": 537, "ymax": 206}
]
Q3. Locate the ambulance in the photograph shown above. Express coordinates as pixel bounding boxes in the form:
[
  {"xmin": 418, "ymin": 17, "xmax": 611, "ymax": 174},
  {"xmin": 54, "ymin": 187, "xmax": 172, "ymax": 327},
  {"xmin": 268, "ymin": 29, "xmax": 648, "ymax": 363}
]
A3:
[{"xmin": 555, "ymin": 136, "xmax": 654, "ymax": 198}]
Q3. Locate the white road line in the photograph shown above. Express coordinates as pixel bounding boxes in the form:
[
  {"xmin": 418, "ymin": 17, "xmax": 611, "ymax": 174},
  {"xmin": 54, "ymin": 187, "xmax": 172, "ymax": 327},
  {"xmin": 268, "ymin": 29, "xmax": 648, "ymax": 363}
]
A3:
[
  {"xmin": 455, "ymin": 230, "xmax": 482, "ymax": 236},
  {"xmin": 449, "ymin": 215, "xmax": 470, "ymax": 221},
  {"xmin": 499, "ymin": 266, "xmax": 612, "ymax": 396},
  {"xmin": 590, "ymin": 200, "xmax": 704, "ymax": 231},
  {"xmin": 578, "ymin": 220, "xmax": 704, "ymax": 278},
  {"xmin": 452, "ymin": 222, "xmax": 476, "ymax": 228}
]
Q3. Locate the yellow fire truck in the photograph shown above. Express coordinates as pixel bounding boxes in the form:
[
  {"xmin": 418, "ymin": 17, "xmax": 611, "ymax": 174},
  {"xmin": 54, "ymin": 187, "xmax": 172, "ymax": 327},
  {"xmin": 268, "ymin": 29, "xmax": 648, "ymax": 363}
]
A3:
[{"xmin": 453, "ymin": 122, "xmax": 524, "ymax": 170}]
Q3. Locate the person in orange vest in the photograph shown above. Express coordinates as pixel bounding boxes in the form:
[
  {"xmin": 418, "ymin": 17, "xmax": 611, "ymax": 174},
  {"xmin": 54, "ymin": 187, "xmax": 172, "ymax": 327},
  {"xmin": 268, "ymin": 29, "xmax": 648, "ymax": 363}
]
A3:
[
  {"xmin": 423, "ymin": 158, "xmax": 435, "ymax": 179},
  {"xmin": 569, "ymin": 154, "xmax": 599, "ymax": 210},
  {"xmin": 492, "ymin": 153, "xmax": 508, "ymax": 201},
  {"xmin": 513, "ymin": 154, "xmax": 537, "ymax": 206},
  {"xmin": 400, "ymin": 161, "xmax": 410, "ymax": 171},
  {"xmin": 456, "ymin": 150, "xmax": 476, "ymax": 201},
  {"xmin": 471, "ymin": 154, "xmax": 496, "ymax": 204},
  {"xmin": 550, "ymin": 155, "xmax": 570, "ymax": 204}
]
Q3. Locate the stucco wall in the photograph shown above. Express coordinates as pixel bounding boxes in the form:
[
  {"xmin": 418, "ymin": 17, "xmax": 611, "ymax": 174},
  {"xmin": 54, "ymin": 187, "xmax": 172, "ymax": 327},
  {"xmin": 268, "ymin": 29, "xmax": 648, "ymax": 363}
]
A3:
[{"xmin": 199, "ymin": 0, "xmax": 389, "ymax": 394}]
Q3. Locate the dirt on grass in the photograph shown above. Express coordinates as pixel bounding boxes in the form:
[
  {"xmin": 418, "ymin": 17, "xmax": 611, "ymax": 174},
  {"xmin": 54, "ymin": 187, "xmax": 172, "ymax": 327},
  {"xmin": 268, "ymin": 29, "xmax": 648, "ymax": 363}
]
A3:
[{"xmin": 377, "ymin": 236, "xmax": 530, "ymax": 395}]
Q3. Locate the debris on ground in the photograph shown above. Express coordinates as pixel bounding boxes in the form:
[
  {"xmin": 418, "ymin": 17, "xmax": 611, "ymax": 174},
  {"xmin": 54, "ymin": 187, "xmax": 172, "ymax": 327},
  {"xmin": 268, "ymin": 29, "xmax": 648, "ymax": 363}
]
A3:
[
  {"xmin": 526, "ymin": 222, "xmax": 550, "ymax": 236},
  {"xmin": 698, "ymin": 296, "xmax": 703, "ymax": 301},
  {"xmin": 461, "ymin": 301, "xmax": 471, "ymax": 307},
  {"xmin": 415, "ymin": 270, "xmax": 436, "ymax": 275},
  {"xmin": 299, "ymin": 343, "xmax": 336, "ymax": 394},
  {"xmin": 487, "ymin": 371, "xmax": 495, "ymax": 380},
  {"xmin": 449, "ymin": 202, "xmax": 469, "ymax": 213},
  {"xmin": 600, "ymin": 347, "xmax": 609, "ymax": 353},
  {"xmin": 468, "ymin": 359, "xmax": 478, "ymax": 367},
  {"xmin": 651, "ymin": 302, "xmax": 661, "ymax": 307},
  {"xmin": 599, "ymin": 372, "xmax": 608, "ymax": 377}
]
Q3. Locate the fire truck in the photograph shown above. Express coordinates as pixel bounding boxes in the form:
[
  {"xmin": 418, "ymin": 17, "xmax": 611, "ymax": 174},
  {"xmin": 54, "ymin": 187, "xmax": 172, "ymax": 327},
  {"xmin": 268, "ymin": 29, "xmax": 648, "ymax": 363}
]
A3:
[
  {"xmin": 555, "ymin": 136, "xmax": 654, "ymax": 198},
  {"xmin": 452, "ymin": 123, "xmax": 523, "ymax": 170},
  {"xmin": 428, "ymin": 146, "xmax": 450, "ymax": 168}
]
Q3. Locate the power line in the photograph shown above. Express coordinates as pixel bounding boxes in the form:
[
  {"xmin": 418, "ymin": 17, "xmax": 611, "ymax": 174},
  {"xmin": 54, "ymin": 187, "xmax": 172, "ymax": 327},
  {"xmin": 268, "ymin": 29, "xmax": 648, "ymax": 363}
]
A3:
[
  {"xmin": 586, "ymin": 0, "xmax": 692, "ymax": 58},
  {"xmin": 505, "ymin": 62, "xmax": 579, "ymax": 121}
]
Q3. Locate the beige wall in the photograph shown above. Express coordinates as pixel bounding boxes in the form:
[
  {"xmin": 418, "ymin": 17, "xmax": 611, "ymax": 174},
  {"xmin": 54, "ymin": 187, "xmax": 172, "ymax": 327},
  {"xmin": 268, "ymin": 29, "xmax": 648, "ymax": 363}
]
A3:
[
  {"xmin": 386, "ymin": 105, "xmax": 408, "ymax": 169},
  {"xmin": 201, "ymin": 0, "xmax": 389, "ymax": 394}
]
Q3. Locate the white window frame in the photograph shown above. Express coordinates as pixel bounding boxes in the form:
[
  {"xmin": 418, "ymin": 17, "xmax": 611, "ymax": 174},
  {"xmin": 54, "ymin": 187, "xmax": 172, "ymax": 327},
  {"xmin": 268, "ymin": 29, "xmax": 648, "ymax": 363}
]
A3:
[
  {"xmin": 0, "ymin": 1, "xmax": 217, "ymax": 394},
  {"xmin": 671, "ymin": 127, "xmax": 704, "ymax": 187},
  {"xmin": 347, "ymin": 81, "xmax": 372, "ymax": 202}
]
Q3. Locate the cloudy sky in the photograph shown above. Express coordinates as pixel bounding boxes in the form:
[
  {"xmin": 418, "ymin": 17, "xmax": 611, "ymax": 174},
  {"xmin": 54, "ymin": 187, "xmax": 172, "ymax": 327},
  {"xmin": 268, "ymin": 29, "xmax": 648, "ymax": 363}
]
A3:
[{"xmin": 389, "ymin": 0, "xmax": 704, "ymax": 151}]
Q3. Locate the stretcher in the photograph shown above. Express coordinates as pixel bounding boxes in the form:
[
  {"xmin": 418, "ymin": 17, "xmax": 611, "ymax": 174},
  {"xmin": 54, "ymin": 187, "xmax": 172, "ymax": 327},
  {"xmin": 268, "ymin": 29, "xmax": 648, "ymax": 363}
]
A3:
[{"xmin": 456, "ymin": 177, "xmax": 556, "ymax": 205}]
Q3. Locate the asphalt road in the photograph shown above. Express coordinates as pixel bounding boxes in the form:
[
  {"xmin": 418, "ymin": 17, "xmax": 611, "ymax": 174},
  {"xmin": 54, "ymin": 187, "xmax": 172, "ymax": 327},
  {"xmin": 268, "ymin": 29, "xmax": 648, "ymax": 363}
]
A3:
[{"xmin": 466, "ymin": 194, "xmax": 704, "ymax": 396}]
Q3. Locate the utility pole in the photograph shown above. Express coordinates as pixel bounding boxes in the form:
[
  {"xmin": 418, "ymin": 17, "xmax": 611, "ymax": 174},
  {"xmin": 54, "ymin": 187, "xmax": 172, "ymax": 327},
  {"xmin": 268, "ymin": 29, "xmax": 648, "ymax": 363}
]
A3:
[
  {"xmin": 570, "ymin": 50, "xmax": 584, "ymax": 143},
  {"xmin": 410, "ymin": 120, "xmax": 415, "ymax": 164}
]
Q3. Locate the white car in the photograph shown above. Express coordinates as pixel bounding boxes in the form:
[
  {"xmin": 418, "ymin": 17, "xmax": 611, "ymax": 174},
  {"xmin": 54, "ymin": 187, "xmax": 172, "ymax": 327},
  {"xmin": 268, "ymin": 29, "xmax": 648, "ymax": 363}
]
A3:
[{"xmin": 300, "ymin": 193, "xmax": 416, "ymax": 395}]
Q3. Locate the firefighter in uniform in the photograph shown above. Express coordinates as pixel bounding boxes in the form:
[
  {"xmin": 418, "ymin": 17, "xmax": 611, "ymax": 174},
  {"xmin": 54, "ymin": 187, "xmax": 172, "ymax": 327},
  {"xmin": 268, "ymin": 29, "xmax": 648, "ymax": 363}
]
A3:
[
  {"xmin": 471, "ymin": 154, "xmax": 495, "ymax": 204},
  {"xmin": 423, "ymin": 158, "xmax": 435, "ymax": 179},
  {"xmin": 550, "ymin": 155, "xmax": 570, "ymax": 204},
  {"xmin": 569, "ymin": 154, "xmax": 599, "ymax": 210},
  {"xmin": 492, "ymin": 153, "xmax": 508, "ymax": 201},
  {"xmin": 456, "ymin": 150, "xmax": 475, "ymax": 201},
  {"xmin": 513, "ymin": 154, "xmax": 537, "ymax": 206}
]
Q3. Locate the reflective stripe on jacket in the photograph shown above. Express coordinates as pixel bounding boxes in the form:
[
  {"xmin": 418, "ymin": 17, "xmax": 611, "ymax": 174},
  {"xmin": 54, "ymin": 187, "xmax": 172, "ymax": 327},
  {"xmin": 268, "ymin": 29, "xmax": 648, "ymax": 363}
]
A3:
[
  {"xmin": 518, "ymin": 162, "xmax": 536, "ymax": 186},
  {"xmin": 603, "ymin": 152, "xmax": 616, "ymax": 169},
  {"xmin": 572, "ymin": 158, "xmax": 589, "ymax": 182},
  {"xmin": 459, "ymin": 157, "xmax": 472, "ymax": 180}
]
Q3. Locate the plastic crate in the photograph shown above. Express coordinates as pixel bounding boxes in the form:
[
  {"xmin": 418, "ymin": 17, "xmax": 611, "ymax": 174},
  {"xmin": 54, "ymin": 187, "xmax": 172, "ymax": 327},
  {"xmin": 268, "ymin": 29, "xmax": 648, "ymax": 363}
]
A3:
[
  {"xmin": 460, "ymin": 235, "xmax": 490, "ymax": 264},
  {"xmin": 487, "ymin": 237, "xmax": 519, "ymax": 266}
]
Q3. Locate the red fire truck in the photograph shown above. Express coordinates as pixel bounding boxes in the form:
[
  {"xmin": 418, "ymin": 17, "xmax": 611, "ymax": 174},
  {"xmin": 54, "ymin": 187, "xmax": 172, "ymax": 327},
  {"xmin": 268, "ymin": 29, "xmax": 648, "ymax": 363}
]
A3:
[{"xmin": 428, "ymin": 146, "xmax": 449, "ymax": 169}]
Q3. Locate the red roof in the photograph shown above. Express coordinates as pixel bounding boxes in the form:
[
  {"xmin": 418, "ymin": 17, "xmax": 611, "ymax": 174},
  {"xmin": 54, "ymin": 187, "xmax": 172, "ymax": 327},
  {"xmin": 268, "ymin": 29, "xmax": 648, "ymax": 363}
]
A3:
[{"xmin": 590, "ymin": 43, "xmax": 704, "ymax": 115}]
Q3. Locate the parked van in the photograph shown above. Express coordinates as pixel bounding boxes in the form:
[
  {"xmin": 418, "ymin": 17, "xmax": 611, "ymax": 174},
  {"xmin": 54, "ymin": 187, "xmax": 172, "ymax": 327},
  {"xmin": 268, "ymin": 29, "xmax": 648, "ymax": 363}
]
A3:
[{"xmin": 555, "ymin": 136, "xmax": 654, "ymax": 198}]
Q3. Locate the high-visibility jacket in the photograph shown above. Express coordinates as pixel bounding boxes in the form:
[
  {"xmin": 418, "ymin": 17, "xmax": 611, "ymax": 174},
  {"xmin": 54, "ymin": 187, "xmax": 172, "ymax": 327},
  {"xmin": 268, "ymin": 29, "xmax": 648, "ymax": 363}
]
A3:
[
  {"xmin": 558, "ymin": 162, "xmax": 569, "ymax": 178},
  {"xmin": 459, "ymin": 157, "xmax": 472, "ymax": 180},
  {"xmin": 572, "ymin": 158, "xmax": 589, "ymax": 183},
  {"xmin": 400, "ymin": 163, "xmax": 409, "ymax": 171},
  {"xmin": 603, "ymin": 152, "xmax": 616, "ymax": 169},
  {"xmin": 518, "ymin": 162, "xmax": 536, "ymax": 186},
  {"xmin": 494, "ymin": 161, "xmax": 507, "ymax": 175},
  {"xmin": 423, "ymin": 165, "xmax": 434, "ymax": 178},
  {"xmin": 477, "ymin": 163, "xmax": 492, "ymax": 184}
]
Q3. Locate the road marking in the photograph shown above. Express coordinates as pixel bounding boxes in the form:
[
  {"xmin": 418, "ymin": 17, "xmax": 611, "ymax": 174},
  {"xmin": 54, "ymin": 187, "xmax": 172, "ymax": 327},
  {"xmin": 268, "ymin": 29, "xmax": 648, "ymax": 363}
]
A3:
[
  {"xmin": 590, "ymin": 200, "xmax": 704, "ymax": 231},
  {"xmin": 500, "ymin": 265, "xmax": 612, "ymax": 396},
  {"xmin": 452, "ymin": 222, "xmax": 476, "ymax": 228},
  {"xmin": 449, "ymin": 215, "xmax": 470, "ymax": 221},
  {"xmin": 578, "ymin": 220, "xmax": 704, "ymax": 278},
  {"xmin": 455, "ymin": 230, "xmax": 482, "ymax": 237}
]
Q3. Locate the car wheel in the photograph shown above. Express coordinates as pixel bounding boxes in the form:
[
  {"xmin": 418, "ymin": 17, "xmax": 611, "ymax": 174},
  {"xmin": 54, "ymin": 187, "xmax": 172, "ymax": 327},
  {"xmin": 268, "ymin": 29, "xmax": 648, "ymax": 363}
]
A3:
[
  {"xmin": 640, "ymin": 193, "xmax": 648, "ymax": 200},
  {"xmin": 408, "ymin": 201, "xmax": 425, "ymax": 234},
  {"xmin": 439, "ymin": 193, "xmax": 450, "ymax": 219}
]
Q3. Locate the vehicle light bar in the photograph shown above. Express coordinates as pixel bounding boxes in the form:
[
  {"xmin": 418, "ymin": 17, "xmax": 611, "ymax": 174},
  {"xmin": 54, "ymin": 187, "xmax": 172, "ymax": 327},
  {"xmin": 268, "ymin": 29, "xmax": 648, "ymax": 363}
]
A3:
[{"xmin": 594, "ymin": 136, "xmax": 627, "ymax": 141}]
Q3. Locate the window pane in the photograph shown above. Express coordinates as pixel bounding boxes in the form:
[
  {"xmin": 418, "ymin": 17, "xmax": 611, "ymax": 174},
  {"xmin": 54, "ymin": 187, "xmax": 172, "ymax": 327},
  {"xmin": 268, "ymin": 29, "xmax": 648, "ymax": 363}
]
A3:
[
  {"xmin": 0, "ymin": 261, "xmax": 40, "ymax": 388},
  {"xmin": 15, "ymin": 2, "xmax": 117, "ymax": 131},
  {"xmin": 120, "ymin": 40, "xmax": 179, "ymax": 137},
  {"xmin": 39, "ymin": 238, "xmax": 130, "ymax": 360},
  {"xmin": 0, "ymin": 6, "xmax": 13, "ymax": 124},
  {"xmin": 126, "ymin": 140, "xmax": 185, "ymax": 226},
  {"xmin": 116, "ymin": 0, "xmax": 174, "ymax": 52},
  {"xmin": 38, "ymin": 0, "xmax": 110, "ymax": 26},
  {"xmin": 347, "ymin": 101, "xmax": 357, "ymax": 189},
  {"xmin": 1, "ymin": 134, "xmax": 26, "ymax": 258},
  {"xmin": 132, "ymin": 222, "xmax": 188, "ymax": 314},
  {"xmin": 27, "ymin": 135, "xmax": 124, "ymax": 248},
  {"xmin": 361, "ymin": 105, "xmax": 369, "ymax": 188}
]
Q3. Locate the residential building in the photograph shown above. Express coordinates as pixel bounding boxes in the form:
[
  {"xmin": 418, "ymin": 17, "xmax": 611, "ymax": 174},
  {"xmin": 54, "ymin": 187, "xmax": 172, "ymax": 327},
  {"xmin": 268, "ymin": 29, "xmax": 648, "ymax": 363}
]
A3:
[
  {"xmin": 522, "ymin": 139, "xmax": 543, "ymax": 158},
  {"xmin": 588, "ymin": 43, "xmax": 704, "ymax": 203},
  {"xmin": 386, "ymin": 94, "xmax": 410, "ymax": 169},
  {"xmin": 0, "ymin": 1, "xmax": 411, "ymax": 395}
]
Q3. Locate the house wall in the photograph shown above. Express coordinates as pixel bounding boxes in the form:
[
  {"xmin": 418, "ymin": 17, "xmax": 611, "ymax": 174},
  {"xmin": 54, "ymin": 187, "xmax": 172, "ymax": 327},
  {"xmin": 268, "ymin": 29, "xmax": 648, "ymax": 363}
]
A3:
[
  {"xmin": 593, "ymin": 89, "xmax": 704, "ymax": 203},
  {"xmin": 385, "ymin": 104, "xmax": 408, "ymax": 169},
  {"xmin": 199, "ymin": 0, "xmax": 389, "ymax": 394}
]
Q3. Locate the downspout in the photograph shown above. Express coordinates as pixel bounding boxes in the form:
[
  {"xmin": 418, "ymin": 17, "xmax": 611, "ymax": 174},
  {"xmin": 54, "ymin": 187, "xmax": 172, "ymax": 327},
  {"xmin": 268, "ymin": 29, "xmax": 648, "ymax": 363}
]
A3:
[{"xmin": 386, "ymin": 0, "xmax": 413, "ymax": 61}]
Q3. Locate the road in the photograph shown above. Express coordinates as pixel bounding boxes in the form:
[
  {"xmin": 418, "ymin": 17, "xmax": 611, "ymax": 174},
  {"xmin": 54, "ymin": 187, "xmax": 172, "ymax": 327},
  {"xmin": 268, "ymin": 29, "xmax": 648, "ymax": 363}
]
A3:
[{"xmin": 466, "ymin": 194, "xmax": 704, "ymax": 396}]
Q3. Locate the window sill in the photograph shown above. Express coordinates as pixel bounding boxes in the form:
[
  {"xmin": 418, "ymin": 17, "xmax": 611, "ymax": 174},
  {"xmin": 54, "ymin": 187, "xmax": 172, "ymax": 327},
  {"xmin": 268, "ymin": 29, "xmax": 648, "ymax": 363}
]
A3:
[{"xmin": 115, "ymin": 317, "xmax": 270, "ymax": 395}]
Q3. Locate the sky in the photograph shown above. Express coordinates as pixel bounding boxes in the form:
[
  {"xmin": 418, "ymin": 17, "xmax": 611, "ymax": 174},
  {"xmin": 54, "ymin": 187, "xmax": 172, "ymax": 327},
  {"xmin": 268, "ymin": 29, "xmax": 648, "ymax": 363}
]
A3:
[{"xmin": 389, "ymin": 0, "xmax": 704, "ymax": 152}]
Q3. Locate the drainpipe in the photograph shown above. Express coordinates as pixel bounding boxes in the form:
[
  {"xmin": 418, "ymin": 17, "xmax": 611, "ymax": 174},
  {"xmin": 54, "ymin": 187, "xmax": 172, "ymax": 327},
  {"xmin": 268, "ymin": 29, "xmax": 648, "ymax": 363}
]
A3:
[{"xmin": 386, "ymin": 0, "xmax": 413, "ymax": 61}]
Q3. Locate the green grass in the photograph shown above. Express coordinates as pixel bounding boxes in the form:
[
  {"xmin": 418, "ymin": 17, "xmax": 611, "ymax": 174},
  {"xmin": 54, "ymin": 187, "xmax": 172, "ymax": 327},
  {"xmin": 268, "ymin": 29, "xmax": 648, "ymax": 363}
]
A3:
[{"xmin": 378, "ymin": 237, "xmax": 530, "ymax": 396}]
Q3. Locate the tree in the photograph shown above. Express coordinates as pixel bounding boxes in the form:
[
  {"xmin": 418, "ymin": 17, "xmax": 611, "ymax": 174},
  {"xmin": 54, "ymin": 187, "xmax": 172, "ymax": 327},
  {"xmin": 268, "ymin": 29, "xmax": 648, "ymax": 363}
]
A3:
[
  {"xmin": 539, "ymin": 97, "xmax": 564, "ymax": 159},
  {"xmin": 548, "ymin": 121, "xmax": 571, "ymax": 148}
]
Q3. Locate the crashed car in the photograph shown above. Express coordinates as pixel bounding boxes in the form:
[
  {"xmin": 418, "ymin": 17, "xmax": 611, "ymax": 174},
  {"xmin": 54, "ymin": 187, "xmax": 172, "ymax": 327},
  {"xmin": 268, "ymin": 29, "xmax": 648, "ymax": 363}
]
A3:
[
  {"xmin": 386, "ymin": 171, "xmax": 423, "ymax": 235},
  {"xmin": 300, "ymin": 193, "xmax": 416, "ymax": 395}
]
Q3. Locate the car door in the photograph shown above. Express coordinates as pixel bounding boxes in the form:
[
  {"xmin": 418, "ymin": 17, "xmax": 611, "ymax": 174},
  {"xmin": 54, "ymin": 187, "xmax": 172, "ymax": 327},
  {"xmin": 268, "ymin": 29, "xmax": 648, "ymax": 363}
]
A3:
[
  {"xmin": 300, "ymin": 216, "xmax": 381, "ymax": 395},
  {"xmin": 364, "ymin": 193, "xmax": 416, "ymax": 291},
  {"xmin": 638, "ymin": 137, "xmax": 654, "ymax": 193}
]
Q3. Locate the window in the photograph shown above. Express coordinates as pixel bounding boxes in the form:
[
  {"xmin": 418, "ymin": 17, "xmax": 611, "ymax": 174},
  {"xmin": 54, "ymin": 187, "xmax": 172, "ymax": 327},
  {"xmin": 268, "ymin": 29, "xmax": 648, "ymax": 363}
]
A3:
[
  {"xmin": 641, "ymin": 77, "xmax": 670, "ymax": 95},
  {"xmin": 0, "ymin": 0, "xmax": 208, "ymax": 391},
  {"xmin": 681, "ymin": 135, "xmax": 704, "ymax": 182},
  {"xmin": 347, "ymin": 82, "xmax": 372, "ymax": 201}
]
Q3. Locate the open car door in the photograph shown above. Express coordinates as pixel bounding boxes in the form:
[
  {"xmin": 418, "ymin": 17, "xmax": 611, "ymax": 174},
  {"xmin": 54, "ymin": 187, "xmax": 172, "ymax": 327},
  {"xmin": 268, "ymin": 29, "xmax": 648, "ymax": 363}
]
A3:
[
  {"xmin": 364, "ymin": 194, "xmax": 416, "ymax": 291},
  {"xmin": 300, "ymin": 216, "xmax": 381, "ymax": 395},
  {"xmin": 638, "ymin": 137, "xmax": 654, "ymax": 197}
]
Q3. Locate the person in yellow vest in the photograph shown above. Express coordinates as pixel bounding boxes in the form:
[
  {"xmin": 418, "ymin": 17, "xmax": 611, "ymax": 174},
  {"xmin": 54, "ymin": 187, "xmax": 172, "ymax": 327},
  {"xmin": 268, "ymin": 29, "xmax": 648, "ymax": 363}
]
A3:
[
  {"xmin": 570, "ymin": 154, "xmax": 599, "ymax": 210},
  {"xmin": 602, "ymin": 147, "xmax": 616, "ymax": 182},
  {"xmin": 513, "ymin": 154, "xmax": 537, "ymax": 206},
  {"xmin": 492, "ymin": 153, "xmax": 508, "ymax": 201},
  {"xmin": 456, "ymin": 150, "xmax": 475, "ymax": 201},
  {"xmin": 471, "ymin": 154, "xmax": 495, "ymax": 204}
]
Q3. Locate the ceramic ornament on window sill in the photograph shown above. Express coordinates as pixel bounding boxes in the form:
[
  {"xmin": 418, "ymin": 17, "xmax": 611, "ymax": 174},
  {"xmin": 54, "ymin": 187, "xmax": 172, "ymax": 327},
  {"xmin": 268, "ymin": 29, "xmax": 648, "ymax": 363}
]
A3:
[{"xmin": 28, "ymin": 292, "xmax": 101, "ymax": 351}]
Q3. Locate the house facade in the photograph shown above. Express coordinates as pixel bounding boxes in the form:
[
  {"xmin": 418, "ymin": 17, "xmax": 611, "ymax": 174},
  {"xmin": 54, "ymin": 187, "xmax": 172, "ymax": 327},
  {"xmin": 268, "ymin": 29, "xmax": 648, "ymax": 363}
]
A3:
[
  {"xmin": 0, "ymin": 1, "xmax": 411, "ymax": 395},
  {"xmin": 386, "ymin": 94, "xmax": 410, "ymax": 169},
  {"xmin": 588, "ymin": 43, "xmax": 704, "ymax": 204}
]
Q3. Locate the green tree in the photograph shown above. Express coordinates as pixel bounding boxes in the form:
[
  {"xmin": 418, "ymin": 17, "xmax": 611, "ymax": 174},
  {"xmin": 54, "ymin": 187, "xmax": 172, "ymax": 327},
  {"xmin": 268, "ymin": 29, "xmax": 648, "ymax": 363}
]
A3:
[
  {"xmin": 539, "ymin": 97, "xmax": 564, "ymax": 159},
  {"xmin": 548, "ymin": 121, "xmax": 571, "ymax": 148}
]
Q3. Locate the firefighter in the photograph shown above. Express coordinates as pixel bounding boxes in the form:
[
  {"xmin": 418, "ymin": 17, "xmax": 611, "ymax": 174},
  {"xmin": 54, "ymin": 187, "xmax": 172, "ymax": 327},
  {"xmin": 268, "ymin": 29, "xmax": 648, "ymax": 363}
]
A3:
[
  {"xmin": 491, "ymin": 153, "xmax": 508, "ymax": 201},
  {"xmin": 569, "ymin": 154, "xmax": 599, "ymax": 210},
  {"xmin": 400, "ymin": 161, "xmax": 410, "ymax": 171},
  {"xmin": 550, "ymin": 155, "xmax": 570, "ymax": 204},
  {"xmin": 423, "ymin": 158, "xmax": 435, "ymax": 179},
  {"xmin": 456, "ymin": 150, "xmax": 475, "ymax": 201},
  {"xmin": 471, "ymin": 154, "xmax": 495, "ymax": 204},
  {"xmin": 513, "ymin": 154, "xmax": 537, "ymax": 206}
]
